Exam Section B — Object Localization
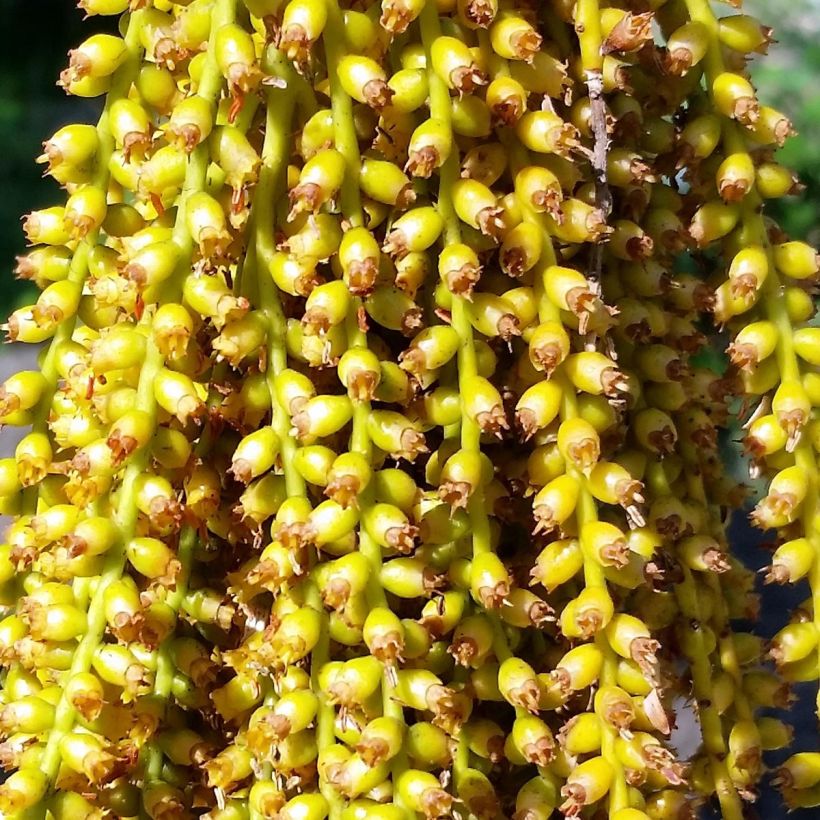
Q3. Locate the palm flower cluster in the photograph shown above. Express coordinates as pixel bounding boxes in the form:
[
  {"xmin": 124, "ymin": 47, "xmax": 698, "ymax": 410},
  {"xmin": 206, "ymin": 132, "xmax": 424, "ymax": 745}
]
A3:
[{"xmin": 0, "ymin": 0, "xmax": 817, "ymax": 817}]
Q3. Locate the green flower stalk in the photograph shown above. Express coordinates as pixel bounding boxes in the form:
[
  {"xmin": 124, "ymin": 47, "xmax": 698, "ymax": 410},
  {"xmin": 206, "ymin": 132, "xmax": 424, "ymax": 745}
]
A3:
[
  {"xmin": 419, "ymin": 2, "xmax": 499, "ymax": 808},
  {"xmin": 500, "ymin": 120, "xmax": 638, "ymax": 814},
  {"xmin": 321, "ymin": 2, "xmax": 411, "ymax": 812}
]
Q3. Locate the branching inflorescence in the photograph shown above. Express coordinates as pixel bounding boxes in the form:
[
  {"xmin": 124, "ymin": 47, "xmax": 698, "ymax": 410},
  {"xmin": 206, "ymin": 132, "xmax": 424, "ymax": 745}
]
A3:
[{"xmin": 0, "ymin": 0, "xmax": 816, "ymax": 818}]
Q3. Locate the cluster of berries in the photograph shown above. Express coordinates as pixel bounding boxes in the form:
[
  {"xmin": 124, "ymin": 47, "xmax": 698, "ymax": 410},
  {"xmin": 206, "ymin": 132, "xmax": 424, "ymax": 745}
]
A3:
[{"xmin": 0, "ymin": 0, "xmax": 818, "ymax": 818}]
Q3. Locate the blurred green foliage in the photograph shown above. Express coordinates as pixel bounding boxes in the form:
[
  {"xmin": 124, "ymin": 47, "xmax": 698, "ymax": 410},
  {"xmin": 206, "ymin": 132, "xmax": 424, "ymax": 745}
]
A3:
[
  {"xmin": 0, "ymin": 0, "xmax": 108, "ymax": 315},
  {"xmin": 745, "ymin": 0, "xmax": 820, "ymax": 244}
]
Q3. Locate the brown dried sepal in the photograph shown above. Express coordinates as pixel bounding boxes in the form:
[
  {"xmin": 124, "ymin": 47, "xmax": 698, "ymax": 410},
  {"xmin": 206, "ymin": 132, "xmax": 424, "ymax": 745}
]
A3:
[
  {"xmin": 106, "ymin": 431, "xmax": 139, "ymax": 466},
  {"xmin": 0, "ymin": 389, "xmax": 20, "ymax": 418},
  {"xmin": 369, "ymin": 630, "xmax": 404, "ymax": 665},
  {"xmin": 356, "ymin": 735, "xmax": 390, "ymax": 767},
  {"xmin": 702, "ymin": 547, "xmax": 731, "ymax": 573},
  {"xmin": 345, "ymin": 259, "xmax": 378, "ymax": 297},
  {"xmin": 566, "ymin": 438, "xmax": 600, "ymax": 476},
  {"xmin": 150, "ymin": 556, "xmax": 182, "ymax": 592},
  {"xmin": 448, "ymin": 634, "xmax": 480, "ymax": 667},
  {"xmin": 620, "ymin": 319, "xmax": 652, "ymax": 344},
  {"xmin": 522, "ymin": 735, "xmax": 555, "ymax": 767},
  {"xmin": 664, "ymin": 47, "xmax": 697, "ymax": 77},
  {"xmin": 600, "ymin": 366, "xmax": 631, "ymax": 398},
  {"xmin": 653, "ymin": 510, "xmax": 684, "ymax": 540},
  {"xmin": 462, "ymin": 0, "xmax": 496, "ymax": 28},
  {"xmin": 495, "ymin": 313, "xmax": 521, "ymax": 343},
  {"xmin": 624, "ymin": 234, "xmax": 655, "ymax": 260},
  {"xmin": 405, "ymin": 147, "xmax": 440, "ymax": 179},
  {"xmin": 763, "ymin": 562, "xmax": 793, "ymax": 585},
  {"xmin": 420, "ymin": 567, "xmax": 447, "ymax": 596},
  {"xmin": 476, "ymin": 578, "xmax": 510, "ymax": 610},
  {"xmin": 123, "ymin": 661, "xmax": 155, "ymax": 700},
  {"xmin": 500, "ymin": 246, "xmax": 529, "ymax": 278},
  {"xmin": 529, "ymin": 340, "xmax": 566, "ymax": 376},
  {"xmin": 384, "ymin": 523, "xmax": 419, "ymax": 554},
  {"xmin": 505, "ymin": 678, "xmax": 542, "ymax": 715},
  {"xmin": 559, "ymin": 784, "xmax": 591, "ymax": 818},
  {"xmin": 168, "ymin": 124, "xmax": 203, "ymax": 155},
  {"xmin": 644, "ymin": 744, "xmax": 686, "ymax": 784},
  {"xmin": 426, "ymin": 684, "xmax": 471, "ymax": 734},
  {"xmin": 0, "ymin": 738, "xmax": 30, "ymax": 769},
  {"xmin": 565, "ymin": 287, "xmax": 600, "ymax": 334},
  {"xmin": 288, "ymin": 182, "xmax": 323, "ymax": 221},
  {"xmin": 732, "ymin": 97, "xmax": 761, "ymax": 127},
  {"xmin": 510, "ymin": 29, "xmax": 542, "ymax": 62},
  {"xmin": 438, "ymin": 480, "xmax": 473, "ymax": 511},
  {"xmin": 59, "ymin": 50, "xmax": 93, "ymax": 87},
  {"xmin": 531, "ymin": 502, "xmax": 560, "ymax": 535},
  {"xmin": 30, "ymin": 303, "xmax": 65, "ymax": 330},
  {"xmin": 300, "ymin": 306, "xmax": 335, "ymax": 337},
  {"xmin": 599, "ymin": 536, "xmax": 630, "ymax": 569},
  {"xmin": 280, "ymin": 25, "xmax": 313, "ymax": 65},
  {"xmin": 324, "ymin": 476, "xmax": 362, "ymax": 510},
  {"xmin": 442, "ymin": 262, "xmax": 481, "ymax": 297},
  {"xmin": 530, "ymin": 188, "xmax": 564, "ymax": 221},
  {"xmin": 400, "ymin": 306, "xmax": 425, "ymax": 337},
  {"xmin": 750, "ymin": 491, "xmax": 799, "ymax": 529},
  {"xmin": 476, "ymin": 404, "xmax": 509, "ymax": 439},
  {"xmin": 719, "ymin": 176, "xmax": 753, "ymax": 203},
  {"xmin": 363, "ymin": 79, "xmax": 394, "ymax": 111},
  {"xmin": 525, "ymin": 599, "xmax": 555, "ymax": 629},
  {"xmin": 489, "ymin": 95, "xmax": 524, "ymax": 126},
  {"xmin": 383, "ymin": 229, "xmax": 410, "ymax": 258},
  {"xmin": 146, "ymin": 496, "xmax": 184, "ymax": 533},
  {"xmin": 574, "ymin": 608, "xmax": 605, "ymax": 641},
  {"xmin": 392, "ymin": 428, "xmax": 428, "ymax": 462},
  {"xmin": 84, "ymin": 747, "xmax": 129, "ymax": 786},
  {"xmin": 475, "ymin": 206, "xmax": 506, "ymax": 241},
  {"xmin": 418, "ymin": 787, "xmax": 454, "ymax": 820},
  {"xmin": 242, "ymin": 557, "xmax": 289, "ymax": 595},
  {"xmin": 109, "ymin": 610, "xmax": 147, "ymax": 645},
  {"xmin": 548, "ymin": 123, "xmax": 583, "ymax": 159},
  {"xmin": 777, "ymin": 409, "xmax": 807, "ymax": 453},
  {"xmin": 767, "ymin": 114, "xmax": 797, "ymax": 147},
  {"xmin": 615, "ymin": 479, "xmax": 646, "ymax": 527},
  {"xmin": 602, "ymin": 12, "xmax": 654, "ymax": 55},
  {"xmin": 449, "ymin": 65, "xmax": 488, "ymax": 96},
  {"xmin": 380, "ymin": 0, "xmax": 416, "ymax": 35},
  {"xmin": 68, "ymin": 689, "xmax": 104, "ymax": 723},
  {"xmin": 631, "ymin": 637, "xmax": 661, "ymax": 687},
  {"xmin": 250, "ymin": 713, "xmax": 293, "ymax": 752},
  {"xmin": 647, "ymin": 426, "xmax": 677, "ymax": 456},
  {"xmin": 140, "ymin": 610, "xmax": 175, "ymax": 649},
  {"xmin": 602, "ymin": 697, "xmax": 635, "ymax": 735}
]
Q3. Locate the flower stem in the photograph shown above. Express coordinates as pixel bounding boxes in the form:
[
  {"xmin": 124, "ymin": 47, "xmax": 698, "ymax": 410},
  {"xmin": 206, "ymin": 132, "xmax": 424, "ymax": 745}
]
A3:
[
  {"xmin": 322, "ymin": 4, "xmax": 413, "ymax": 810},
  {"xmin": 504, "ymin": 133, "xmax": 632, "ymax": 813}
]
